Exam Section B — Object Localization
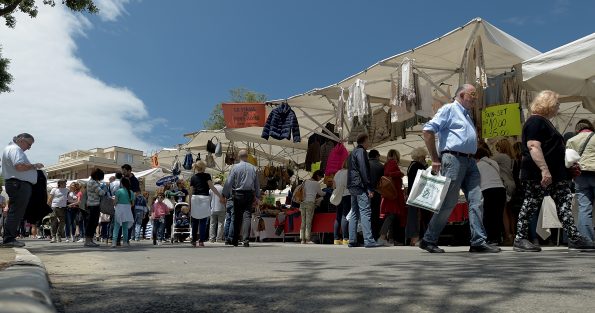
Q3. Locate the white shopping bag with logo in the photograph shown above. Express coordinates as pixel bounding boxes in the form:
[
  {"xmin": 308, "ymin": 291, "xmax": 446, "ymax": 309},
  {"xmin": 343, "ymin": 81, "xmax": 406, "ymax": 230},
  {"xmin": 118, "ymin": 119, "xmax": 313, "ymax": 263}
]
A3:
[{"xmin": 406, "ymin": 168, "xmax": 451, "ymax": 213}]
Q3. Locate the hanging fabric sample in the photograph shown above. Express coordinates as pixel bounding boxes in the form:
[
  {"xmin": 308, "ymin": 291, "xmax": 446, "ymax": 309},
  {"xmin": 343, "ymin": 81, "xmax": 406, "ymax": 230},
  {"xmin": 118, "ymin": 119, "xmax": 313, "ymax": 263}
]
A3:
[
  {"xmin": 390, "ymin": 72, "xmax": 416, "ymax": 123},
  {"xmin": 417, "ymin": 77, "xmax": 434, "ymax": 118},
  {"xmin": 370, "ymin": 107, "xmax": 391, "ymax": 144},
  {"xmin": 346, "ymin": 79, "xmax": 369, "ymax": 122},
  {"xmin": 400, "ymin": 57, "xmax": 416, "ymax": 102},
  {"xmin": 319, "ymin": 140, "xmax": 336, "ymax": 173},
  {"xmin": 304, "ymin": 136, "xmax": 321, "ymax": 172},
  {"xmin": 336, "ymin": 87, "xmax": 346, "ymax": 134}
]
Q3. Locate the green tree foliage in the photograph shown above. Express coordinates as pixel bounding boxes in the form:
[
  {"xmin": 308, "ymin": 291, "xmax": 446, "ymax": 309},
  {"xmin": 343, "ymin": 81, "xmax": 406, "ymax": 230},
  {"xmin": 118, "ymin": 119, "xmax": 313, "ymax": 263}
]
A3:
[
  {"xmin": 0, "ymin": 47, "xmax": 11, "ymax": 93},
  {"xmin": 203, "ymin": 103, "xmax": 226, "ymax": 130},
  {"xmin": 203, "ymin": 88, "xmax": 267, "ymax": 130},
  {"xmin": 0, "ymin": 0, "xmax": 98, "ymax": 92}
]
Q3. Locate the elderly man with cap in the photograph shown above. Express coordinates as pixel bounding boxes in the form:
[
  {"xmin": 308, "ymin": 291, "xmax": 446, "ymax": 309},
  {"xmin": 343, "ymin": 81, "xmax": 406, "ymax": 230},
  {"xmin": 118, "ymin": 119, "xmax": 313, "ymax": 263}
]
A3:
[
  {"xmin": 223, "ymin": 149, "xmax": 260, "ymax": 247},
  {"xmin": 1, "ymin": 133, "xmax": 43, "ymax": 248}
]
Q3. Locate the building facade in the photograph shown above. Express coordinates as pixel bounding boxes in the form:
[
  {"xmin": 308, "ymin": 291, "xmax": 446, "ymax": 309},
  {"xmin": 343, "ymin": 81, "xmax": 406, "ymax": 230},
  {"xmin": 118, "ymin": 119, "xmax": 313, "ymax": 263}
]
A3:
[{"xmin": 45, "ymin": 146, "xmax": 150, "ymax": 180}]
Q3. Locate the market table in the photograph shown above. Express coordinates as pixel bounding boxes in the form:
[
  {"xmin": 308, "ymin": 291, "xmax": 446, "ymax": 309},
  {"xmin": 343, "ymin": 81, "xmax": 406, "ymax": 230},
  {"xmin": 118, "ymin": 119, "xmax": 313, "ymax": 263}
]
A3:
[{"xmin": 283, "ymin": 212, "xmax": 335, "ymax": 242}]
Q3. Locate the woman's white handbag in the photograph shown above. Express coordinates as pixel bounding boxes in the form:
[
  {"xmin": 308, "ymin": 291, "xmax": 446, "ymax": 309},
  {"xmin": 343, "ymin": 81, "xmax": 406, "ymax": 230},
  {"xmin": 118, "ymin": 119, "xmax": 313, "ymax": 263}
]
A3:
[{"xmin": 406, "ymin": 168, "xmax": 451, "ymax": 213}]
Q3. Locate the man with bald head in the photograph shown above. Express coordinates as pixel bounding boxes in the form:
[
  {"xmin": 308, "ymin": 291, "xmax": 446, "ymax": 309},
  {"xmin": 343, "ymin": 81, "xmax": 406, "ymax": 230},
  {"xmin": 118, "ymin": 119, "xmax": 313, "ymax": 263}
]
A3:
[
  {"xmin": 222, "ymin": 149, "xmax": 260, "ymax": 247},
  {"xmin": 419, "ymin": 84, "xmax": 499, "ymax": 253}
]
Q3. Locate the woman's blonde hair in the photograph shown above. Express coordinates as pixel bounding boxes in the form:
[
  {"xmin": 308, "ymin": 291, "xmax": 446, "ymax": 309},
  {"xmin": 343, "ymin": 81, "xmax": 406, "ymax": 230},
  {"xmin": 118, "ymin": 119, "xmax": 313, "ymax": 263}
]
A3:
[
  {"xmin": 530, "ymin": 90, "xmax": 559, "ymax": 117},
  {"xmin": 410, "ymin": 147, "xmax": 428, "ymax": 162},
  {"xmin": 495, "ymin": 138, "xmax": 513, "ymax": 158},
  {"xmin": 192, "ymin": 161, "xmax": 206, "ymax": 173},
  {"xmin": 387, "ymin": 149, "xmax": 400, "ymax": 163}
]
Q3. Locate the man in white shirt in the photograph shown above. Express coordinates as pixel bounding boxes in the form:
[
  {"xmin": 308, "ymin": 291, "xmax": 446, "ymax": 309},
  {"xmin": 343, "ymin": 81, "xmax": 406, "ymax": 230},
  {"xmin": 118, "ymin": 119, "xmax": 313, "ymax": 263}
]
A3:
[
  {"xmin": 48, "ymin": 179, "xmax": 69, "ymax": 243},
  {"xmin": 1, "ymin": 133, "xmax": 43, "ymax": 247}
]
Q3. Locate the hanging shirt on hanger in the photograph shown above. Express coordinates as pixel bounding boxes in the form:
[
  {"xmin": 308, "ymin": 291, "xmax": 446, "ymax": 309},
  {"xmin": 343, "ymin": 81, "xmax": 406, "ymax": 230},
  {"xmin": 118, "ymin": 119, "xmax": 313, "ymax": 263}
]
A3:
[
  {"xmin": 336, "ymin": 87, "xmax": 346, "ymax": 134},
  {"xmin": 346, "ymin": 79, "xmax": 368, "ymax": 122}
]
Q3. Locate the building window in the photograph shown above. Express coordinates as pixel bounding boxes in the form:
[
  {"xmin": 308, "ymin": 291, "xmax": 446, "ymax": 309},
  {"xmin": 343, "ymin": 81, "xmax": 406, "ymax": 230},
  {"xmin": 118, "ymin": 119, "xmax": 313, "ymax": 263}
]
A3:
[{"xmin": 123, "ymin": 153, "xmax": 133, "ymax": 164}]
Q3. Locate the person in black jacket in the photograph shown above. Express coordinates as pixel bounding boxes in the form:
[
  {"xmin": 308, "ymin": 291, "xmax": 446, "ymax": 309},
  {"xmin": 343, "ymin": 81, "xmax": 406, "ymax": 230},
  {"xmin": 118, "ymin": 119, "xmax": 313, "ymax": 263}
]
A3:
[
  {"xmin": 347, "ymin": 134, "xmax": 381, "ymax": 248},
  {"xmin": 261, "ymin": 102, "xmax": 301, "ymax": 143},
  {"xmin": 368, "ymin": 149, "xmax": 384, "ymax": 240}
]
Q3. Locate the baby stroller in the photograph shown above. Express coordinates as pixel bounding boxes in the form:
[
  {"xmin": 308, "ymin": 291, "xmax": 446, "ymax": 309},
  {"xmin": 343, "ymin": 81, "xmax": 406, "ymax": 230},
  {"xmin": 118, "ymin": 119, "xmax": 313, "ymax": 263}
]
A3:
[
  {"xmin": 40, "ymin": 214, "xmax": 52, "ymax": 238},
  {"xmin": 171, "ymin": 202, "xmax": 191, "ymax": 243}
]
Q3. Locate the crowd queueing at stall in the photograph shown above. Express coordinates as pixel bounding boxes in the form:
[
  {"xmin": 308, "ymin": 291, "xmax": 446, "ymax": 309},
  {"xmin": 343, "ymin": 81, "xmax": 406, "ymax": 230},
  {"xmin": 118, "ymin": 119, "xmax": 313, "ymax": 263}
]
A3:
[{"xmin": 2, "ymin": 88, "xmax": 595, "ymax": 252}]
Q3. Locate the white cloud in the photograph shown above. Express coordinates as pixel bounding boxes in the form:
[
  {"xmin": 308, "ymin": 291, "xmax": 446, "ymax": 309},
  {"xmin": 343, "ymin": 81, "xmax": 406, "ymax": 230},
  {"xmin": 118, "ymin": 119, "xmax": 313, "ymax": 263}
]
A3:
[
  {"xmin": 0, "ymin": 4, "xmax": 158, "ymax": 165},
  {"xmin": 95, "ymin": 0, "xmax": 133, "ymax": 22},
  {"xmin": 551, "ymin": 0, "xmax": 570, "ymax": 15}
]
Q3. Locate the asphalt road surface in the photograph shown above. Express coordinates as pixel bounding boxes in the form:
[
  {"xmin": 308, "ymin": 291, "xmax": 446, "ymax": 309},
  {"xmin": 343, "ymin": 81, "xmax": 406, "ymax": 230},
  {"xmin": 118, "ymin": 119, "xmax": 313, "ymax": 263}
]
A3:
[{"xmin": 22, "ymin": 239, "xmax": 595, "ymax": 313}]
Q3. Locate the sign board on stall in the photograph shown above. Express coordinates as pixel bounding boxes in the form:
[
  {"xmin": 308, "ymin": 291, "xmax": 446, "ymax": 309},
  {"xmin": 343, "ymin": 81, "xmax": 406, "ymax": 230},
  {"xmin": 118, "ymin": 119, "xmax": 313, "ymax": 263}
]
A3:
[
  {"xmin": 222, "ymin": 103, "xmax": 267, "ymax": 128},
  {"xmin": 481, "ymin": 103, "xmax": 522, "ymax": 138}
]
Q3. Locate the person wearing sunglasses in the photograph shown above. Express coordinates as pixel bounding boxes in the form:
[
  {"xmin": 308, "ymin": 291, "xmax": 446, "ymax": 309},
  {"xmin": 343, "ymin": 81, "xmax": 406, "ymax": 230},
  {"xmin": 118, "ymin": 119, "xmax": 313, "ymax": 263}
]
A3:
[{"xmin": 1, "ymin": 133, "xmax": 43, "ymax": 248}]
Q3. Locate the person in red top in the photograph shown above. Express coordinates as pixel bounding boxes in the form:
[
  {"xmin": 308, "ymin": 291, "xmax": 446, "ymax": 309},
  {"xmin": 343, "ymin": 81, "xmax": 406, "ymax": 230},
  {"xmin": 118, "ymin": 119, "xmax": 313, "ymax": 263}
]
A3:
[{"xmin": 377, "ymin": 149, "xmax": 406, "ymax": 245}]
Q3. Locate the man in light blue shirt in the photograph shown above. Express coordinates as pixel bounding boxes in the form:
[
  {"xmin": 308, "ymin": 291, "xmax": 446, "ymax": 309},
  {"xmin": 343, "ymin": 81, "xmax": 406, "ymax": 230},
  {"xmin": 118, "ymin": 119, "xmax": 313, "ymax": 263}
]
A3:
[
  {"xmin": 223, "ymin": 149, "xmax": 260, "ymax": 247},
  {"xmin": 419, "ymin": 84, "xmax": 499, "ymax": 253}
]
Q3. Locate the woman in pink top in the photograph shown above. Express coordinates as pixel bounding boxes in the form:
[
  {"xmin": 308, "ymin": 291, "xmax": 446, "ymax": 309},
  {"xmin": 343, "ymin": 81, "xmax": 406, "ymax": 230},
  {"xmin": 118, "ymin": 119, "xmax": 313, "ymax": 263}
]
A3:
[{"xmin": 151, "ymin": 192, "xmax": 169, "ymax": 245}]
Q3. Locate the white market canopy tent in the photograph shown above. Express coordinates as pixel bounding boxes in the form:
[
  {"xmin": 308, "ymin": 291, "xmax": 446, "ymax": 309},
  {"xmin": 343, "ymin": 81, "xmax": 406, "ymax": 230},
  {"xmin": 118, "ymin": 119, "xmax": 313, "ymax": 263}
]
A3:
[
  {"xmin": 257, "ymin": 17, "xmax": 541, "ymax": 162},
  {"xmin": 521, "ymin": 32, "xmax": 595, "ymax": 112},
  {"xmin": 46, "ymin": 167, "xmax": 171, "ymax": 192}
]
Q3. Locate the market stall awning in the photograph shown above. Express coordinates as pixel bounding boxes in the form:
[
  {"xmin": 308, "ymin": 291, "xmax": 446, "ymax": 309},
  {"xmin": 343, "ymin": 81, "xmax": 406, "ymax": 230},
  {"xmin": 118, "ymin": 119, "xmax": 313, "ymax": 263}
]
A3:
[
  {"xmin": 262, "ymin": 17, "xmax": 540, "ymax": 162},
  {"xmin": 272, "ymin": 17, "xmax": 540, "ymax": 111},
  {"xmin": 521, "ymin": 32, "xmax": 595, "ymax": 111}
]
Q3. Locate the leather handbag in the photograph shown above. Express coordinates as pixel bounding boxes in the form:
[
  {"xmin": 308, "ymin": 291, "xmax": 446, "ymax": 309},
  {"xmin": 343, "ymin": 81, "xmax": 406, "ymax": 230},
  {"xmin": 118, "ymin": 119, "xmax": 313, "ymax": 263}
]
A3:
[
  {"xmin": 214, "ymin": 140, "xmax": 222, "ymax": 157},
  {"xmin": 292, "ymin": 183, "xmax": 305, "ymax": 204},
  {"xmin": 376, "ymin": 176, "xmax": 397, "ymax": 200},
  {"xmin": 99, "ymin": 194, "xmax": 115, "ymax": 215},
  {"xmin": 225, "ymin": 144, "xmax": 236, "ymax": 165},
  {"xmin": 206, "ymin": 136, "xmax": 217, "ymax": 154}
]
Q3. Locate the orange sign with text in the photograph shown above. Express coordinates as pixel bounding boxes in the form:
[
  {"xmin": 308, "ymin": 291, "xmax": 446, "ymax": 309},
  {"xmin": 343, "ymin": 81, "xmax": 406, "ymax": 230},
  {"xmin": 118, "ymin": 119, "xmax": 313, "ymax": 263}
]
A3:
[{"xmin": 222, "ymin": 103, "xmax": 267, "ymax": 128}]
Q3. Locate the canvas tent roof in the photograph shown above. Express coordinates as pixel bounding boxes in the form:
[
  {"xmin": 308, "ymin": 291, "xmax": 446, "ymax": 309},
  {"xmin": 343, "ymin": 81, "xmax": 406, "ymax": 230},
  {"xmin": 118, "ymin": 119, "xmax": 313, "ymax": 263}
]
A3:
[
  {"xmin": 256, "ymin": 17, "xmax": 540, "ymax": 162},
  {"xmin": 155, "ymin": 129, "xmax": 306, "ymax": 174},
  {"xmin": 521, "ymin": 32, "xmax": 595, "ymax": 112},
  {"xmin": 272, "ymin": 18, "xmax": 540, "ymax": 111}
]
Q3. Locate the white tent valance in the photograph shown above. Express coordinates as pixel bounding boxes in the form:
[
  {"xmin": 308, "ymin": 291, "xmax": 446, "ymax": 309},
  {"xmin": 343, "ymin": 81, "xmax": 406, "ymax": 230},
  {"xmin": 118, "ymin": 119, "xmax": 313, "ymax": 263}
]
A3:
[{"xmin": 521, "ymin": 32, "xmax": 595, "ymax": 112}]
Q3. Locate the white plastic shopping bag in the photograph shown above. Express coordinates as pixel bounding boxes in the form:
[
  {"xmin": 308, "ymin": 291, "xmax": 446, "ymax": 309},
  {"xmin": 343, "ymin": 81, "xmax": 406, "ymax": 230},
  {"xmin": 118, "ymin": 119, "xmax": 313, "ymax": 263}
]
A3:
[
  {"xmin": 406, "ymin": 168, "xmax": 451, "ymax": 213},
  {"xmin": 536, "ymin": 195, "xmax": 562, "ymax": 240}
]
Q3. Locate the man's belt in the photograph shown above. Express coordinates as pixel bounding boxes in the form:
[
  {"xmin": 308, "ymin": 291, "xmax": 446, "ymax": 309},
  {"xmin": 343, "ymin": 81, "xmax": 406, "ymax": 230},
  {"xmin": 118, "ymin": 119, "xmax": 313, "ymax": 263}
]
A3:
[{"xmin": 441, "ymin": 150, "xmax": 473, "ymax": 158}]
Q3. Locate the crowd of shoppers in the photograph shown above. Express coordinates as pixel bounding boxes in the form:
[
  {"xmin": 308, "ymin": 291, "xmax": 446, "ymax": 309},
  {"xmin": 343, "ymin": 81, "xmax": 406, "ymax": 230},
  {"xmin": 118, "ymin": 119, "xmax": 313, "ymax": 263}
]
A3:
[{"xmin": 4, "ymin": 92, "xmax": 595, "ymax": 253}]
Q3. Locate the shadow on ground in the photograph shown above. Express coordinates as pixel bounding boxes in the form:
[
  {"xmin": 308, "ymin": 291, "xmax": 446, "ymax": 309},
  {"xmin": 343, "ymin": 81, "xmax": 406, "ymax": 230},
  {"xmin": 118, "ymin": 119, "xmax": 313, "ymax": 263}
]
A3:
[{"xmin": 28, "ymin": 244, "xmax": 595, "ymax": 313}]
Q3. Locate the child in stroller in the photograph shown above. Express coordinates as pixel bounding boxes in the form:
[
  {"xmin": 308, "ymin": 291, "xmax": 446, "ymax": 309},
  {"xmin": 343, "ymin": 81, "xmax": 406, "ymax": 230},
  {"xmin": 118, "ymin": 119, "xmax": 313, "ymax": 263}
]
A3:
[
  {"xmin": 171, "ymin": 202, "xmax": 191, "ymax": 243},
  {"xmin": 175, "ymin": 205, "xmax": 190, "ymax": 228}
]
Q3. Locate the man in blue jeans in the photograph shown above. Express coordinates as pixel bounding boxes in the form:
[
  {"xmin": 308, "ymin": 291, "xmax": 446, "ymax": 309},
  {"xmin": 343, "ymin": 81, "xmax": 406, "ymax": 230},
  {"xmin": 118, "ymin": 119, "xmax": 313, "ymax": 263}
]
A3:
[
  {"xmin": 223, "ymin": 198, "xmax": 234, "ymax": 245},
  {"xmin": 347, "ymin": 134, "xmax": 381, "ymax": 248},
  {"xmin": 420, "ymin": 84, "xmax": 500, "ymax": 253}
]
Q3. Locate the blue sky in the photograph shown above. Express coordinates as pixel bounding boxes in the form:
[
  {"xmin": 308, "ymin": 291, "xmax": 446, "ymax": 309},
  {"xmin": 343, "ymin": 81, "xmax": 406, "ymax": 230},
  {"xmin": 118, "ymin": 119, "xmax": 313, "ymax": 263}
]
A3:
[
  {"xmin": 1, "ymin": 0, "xmax": 593, "ymax": 164},
  {"xmin": 72, "ymin": 0, "xmax": 593, "ymax": 148}
]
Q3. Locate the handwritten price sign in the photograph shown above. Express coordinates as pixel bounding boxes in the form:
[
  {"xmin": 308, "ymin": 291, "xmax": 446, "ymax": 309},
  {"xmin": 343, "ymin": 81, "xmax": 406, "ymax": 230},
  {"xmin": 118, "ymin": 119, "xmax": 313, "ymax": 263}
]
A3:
[{"xmin": 481, "ymin": 103, "xmax": 522, "ymax": 138}]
